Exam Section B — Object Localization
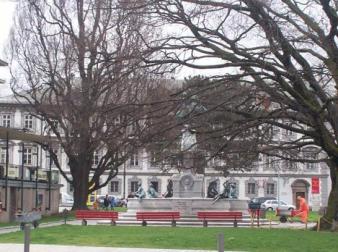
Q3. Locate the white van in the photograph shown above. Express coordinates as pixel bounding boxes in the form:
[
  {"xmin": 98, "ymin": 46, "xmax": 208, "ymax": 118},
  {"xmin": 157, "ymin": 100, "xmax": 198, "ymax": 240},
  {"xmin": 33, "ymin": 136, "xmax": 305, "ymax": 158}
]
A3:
[{"xmin": 60, "ymin": 192, "xmax": 74, "ymax": 207}]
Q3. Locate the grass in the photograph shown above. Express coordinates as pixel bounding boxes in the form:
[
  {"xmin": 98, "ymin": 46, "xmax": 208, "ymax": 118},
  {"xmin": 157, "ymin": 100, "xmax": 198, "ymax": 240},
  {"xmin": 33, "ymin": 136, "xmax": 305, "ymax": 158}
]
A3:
[
  {"xmin": 0, "ymin": 212, "xmax": 76, "ymax": 228},
  {"xmin": 0, "ymin": 207, "xmax": 127, "ymax": 228},
  {"xmin": 0, "ymin": 225, "xmax": 337, "ymax": 251},
  {"xmin": 265, "ymin": 211, "xmax": 320, "ymax": 222}
]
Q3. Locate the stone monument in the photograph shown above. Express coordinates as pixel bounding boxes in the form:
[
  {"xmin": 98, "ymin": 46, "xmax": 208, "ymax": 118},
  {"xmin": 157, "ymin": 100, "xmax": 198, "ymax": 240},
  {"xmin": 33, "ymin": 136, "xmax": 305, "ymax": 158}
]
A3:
[
  {"xmin": 172, "ymin": 125, "xmax": 204, "ymax": 198},
  {"xmin": 127, "ymin": 92, "xmax": 247, "ymax": 215}
]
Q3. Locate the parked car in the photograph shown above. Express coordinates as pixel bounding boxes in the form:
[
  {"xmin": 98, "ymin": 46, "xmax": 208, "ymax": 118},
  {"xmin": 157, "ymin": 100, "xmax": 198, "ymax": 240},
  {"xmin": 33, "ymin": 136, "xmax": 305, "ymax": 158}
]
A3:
[
  {"xmin": 96, "ymin": 195, "xmax": 122, "ymax": 208},
  {"xmin": 59, "ymin": 192, "xmax": 74, "ymax": 207},
  {"xmin": 261, "ymin": 200, "xmax": 295, "ymax": 211},
  {"xmin": 248, "ymin": 197, "xmax": 276, "ymax": 210}
]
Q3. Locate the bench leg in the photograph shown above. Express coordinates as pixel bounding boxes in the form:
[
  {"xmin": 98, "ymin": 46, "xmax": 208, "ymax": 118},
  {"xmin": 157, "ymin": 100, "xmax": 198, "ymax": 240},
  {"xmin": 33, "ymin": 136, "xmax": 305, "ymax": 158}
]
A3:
[
  {"xmin": 142, "ymin": 220, "xmax": 147, "ymax": 226},
  {"xmin": 82, "ymin": 219, "xmax": 87, "ymax": 226},
  {"xmin": 111, "ymin": 220, "xmax": 116, "ymax": 226},
  {"xmin": 171, "ymin": 220, "xmax": 176, "ymax": 227},
  {"xmin": 233, "ymin": 218, "xmax": 238, "ymax": 228},
  {"xmin": 203, "ymin": 220, "xmax": 208, "ymax": 227}
]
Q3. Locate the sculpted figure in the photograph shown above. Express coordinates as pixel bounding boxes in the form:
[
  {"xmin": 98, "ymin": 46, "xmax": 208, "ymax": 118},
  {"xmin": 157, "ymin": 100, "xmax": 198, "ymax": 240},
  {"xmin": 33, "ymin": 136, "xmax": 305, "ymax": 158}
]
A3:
[
  {"xmin": 147, "ymin": 182, "xmax": 158, "ymax": 198},
  {"xmin": 181, "ymin": 125, "xmax": 197, "ymax": 152},
  {"xmin": 134, "ymin": 182, "xmax": 146, "ymax": 201},
  {"xmin": 207, "ymin": 180, "xmax": 219, "ymax": 198},
  {"xmin": 212, "ymin": 180, "xmax": 237, "ymax": 203},
  {"xmin": 163, "ymin": 179, "xmax": 173, "ymax": 198}
]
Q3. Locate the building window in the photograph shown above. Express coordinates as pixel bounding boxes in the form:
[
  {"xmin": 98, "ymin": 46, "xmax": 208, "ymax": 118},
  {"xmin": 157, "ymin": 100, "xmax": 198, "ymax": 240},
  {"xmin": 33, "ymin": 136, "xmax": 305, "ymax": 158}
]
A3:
[
  {"xmin": 46, "ymin": 148, "xmax": 58, "ymax": 167},
  {"xmin": 130, "ymin": 181, "xmax": 139, "ymax": 192},
  {"xmin": 110, "ymin": 181, "xmax": 119, "ymax": 193},
  {"xmin": 24, "ymin": 148, "xmax": 33, "ymax": 165},
  {"xmin": 266, "ymin": 183, "xmax": 275, "ymax": 195},
  {"xmin": 0, "ymin": 147, "xmax": 6, "ymax": 164},
  {"xmin": 150, "ymin": 151, "xmax": 160, "ymax": 166},
  {"xmin": 37, "ymin": 194, "xmax": 43, "ymax": 206},
  {"xmin": 306, "ymin": 162, "xmax": 316, "ymax": 170},
  {"xmin": 303, "ymin": 151, "xmax": 318, "ymax": 170},
  {"xmin": 247, "ymin": 183, "xmax": 256, "ymax": 195},
  {"xmin": 93, "ymin": 152, "xmax": 100, "ymax": 166},
  {"xmin": 68, "ymin": 183, "xmax": 74, "ymax": 194},
  {"xmin": 24, "ymin": 114, "xmax": 33, "ymax": 129},
  {"xmin": 130, "ymin": 153, "xmax": 138, "ymax": 166},
  {"xmin": 266, "ymin": 156, "xmax": 278, "ymax": 170},
  {"xmin": 1, "ymin": 114, "xmax": 11, "ymax": 128},
  {"xmin": 114, "ymin": 115, "xmax": 120, "ymax": 125}
]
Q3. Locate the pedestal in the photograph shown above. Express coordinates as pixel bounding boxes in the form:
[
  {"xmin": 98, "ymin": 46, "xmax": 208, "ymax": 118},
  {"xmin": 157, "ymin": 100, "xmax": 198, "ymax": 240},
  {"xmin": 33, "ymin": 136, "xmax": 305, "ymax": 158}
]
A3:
[{"xmin": 172, "ymin": 171, "xmax": 204, "ymax": 198}]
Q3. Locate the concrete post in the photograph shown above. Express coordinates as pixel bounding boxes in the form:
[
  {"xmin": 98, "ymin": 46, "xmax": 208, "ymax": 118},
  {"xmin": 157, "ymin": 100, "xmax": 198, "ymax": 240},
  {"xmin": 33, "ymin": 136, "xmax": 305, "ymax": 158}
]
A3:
[
  {"xmin": 24, "ymin": 224, "xmax": 30, "ymax": 252},
  {"xmin": 217, "ymin": 233, "xmax": 224, "ymax": 252}
]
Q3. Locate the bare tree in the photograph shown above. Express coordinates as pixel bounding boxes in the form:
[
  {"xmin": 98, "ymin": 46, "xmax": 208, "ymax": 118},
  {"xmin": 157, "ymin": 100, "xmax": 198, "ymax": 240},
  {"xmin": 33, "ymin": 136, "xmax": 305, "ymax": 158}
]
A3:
[
  {"xmin": 9, "ymin": 0, "xmax": 153, "ymax": 209},
  {"xmin": 143, "ymin": 0, "xmax": 338, "ymax": 229},
  {"xmin": 143, "ymin": 76, "xmax": 263, "ymax": 176}
]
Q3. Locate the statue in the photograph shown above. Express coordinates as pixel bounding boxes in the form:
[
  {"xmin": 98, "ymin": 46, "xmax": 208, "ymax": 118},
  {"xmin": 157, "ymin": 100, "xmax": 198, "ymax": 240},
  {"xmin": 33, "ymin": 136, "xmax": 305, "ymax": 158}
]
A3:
[
  {"xmin": 176, "ymin": 93, "xmax": 206, "ymax": 152},
  {"xmin": 181, "ymin": 125, "xmax": 197, "ymax": 152},
  {"xmin": 212, "ymin": 180, "xmax": 237, "ymax": 203},
  {"xmin": 207, "ymin": 180, "xmax": 219, "ymax": 198},
  {"xmin": 134, "ymin": 182, "xmax": 146, "ymax": 201},
  {"xmin": 163, "ymin": 179, "xmax": 173, "ymax": 198},
  {"xmin": 147, "ymin": 182, "xmax": 158, "ymax": 198},
  {"xmin": 176, "ymin": 93, "xmax": 206, "ymax": 120},
  {"xmin": 228, "ymin": 182, "xmax": 237, "ymax": 199}
]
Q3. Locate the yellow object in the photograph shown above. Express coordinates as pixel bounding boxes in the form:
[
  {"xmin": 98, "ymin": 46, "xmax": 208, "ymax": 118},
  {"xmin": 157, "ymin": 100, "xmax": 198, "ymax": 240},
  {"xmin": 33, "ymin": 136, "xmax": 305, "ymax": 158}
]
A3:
[{"xmin": 87, "ymin": 191, "xmax": 97, "ymax": 207}]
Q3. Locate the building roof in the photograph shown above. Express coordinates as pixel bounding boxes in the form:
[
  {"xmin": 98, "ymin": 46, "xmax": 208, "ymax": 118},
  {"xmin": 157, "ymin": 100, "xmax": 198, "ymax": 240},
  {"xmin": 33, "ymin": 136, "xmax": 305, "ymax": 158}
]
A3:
[
  {"xmin": 0, "ymin": 59, "xmax": 8, "ymax": 67},
  {"xmin": 0, "ymin": 126, "xmax": 55, "ymax": 144},
  {"xmin": 0, "ymin": 93, "xmax": 29, "ymax": 105}
]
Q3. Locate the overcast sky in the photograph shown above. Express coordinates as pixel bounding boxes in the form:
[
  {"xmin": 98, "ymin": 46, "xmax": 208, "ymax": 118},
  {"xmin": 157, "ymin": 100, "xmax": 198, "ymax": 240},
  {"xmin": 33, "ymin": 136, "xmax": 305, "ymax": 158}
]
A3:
[
  {"xmin": 0, "ymin": 0, "xmax": 216, "ymax": 97},
  {"xmin": 0, "ymin": 0, "xmax": 16, "ymax": 97}
]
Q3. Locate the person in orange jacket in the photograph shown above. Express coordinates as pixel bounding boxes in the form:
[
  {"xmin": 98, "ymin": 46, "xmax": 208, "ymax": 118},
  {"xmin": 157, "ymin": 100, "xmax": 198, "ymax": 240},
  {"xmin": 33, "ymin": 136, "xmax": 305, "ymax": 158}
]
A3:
[{"xmin": 294, "ymin": 196, "xmax": 309, "ymax": 223}]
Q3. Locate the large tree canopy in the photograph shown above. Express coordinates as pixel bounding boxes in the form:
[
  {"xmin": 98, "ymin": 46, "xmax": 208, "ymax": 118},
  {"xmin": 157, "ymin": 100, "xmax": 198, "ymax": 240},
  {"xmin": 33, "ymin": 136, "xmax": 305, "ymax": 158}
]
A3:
[
  {"xmin": 142, "ymin": 0, "xmax": 338, "ymax": 229},
  {"xmin": 9, "ymin": 0, "xmax": 153, "ymax": 209}
]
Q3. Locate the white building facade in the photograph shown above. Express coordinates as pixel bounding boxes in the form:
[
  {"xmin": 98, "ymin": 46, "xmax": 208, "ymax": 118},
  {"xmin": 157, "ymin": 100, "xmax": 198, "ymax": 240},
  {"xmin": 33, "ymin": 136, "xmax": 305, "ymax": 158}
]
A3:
[{"xmin": 0, "ymin": 94, "xmax": 331, "ymax": 211}]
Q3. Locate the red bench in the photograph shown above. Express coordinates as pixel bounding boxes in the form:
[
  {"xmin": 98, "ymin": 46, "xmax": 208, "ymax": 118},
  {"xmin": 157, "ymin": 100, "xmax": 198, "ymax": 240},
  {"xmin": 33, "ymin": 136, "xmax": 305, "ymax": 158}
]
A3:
[
  {"xmin": 136, "ymin": 211, "xmax": 180, "ymax": 227},
  {"xmin": 75, "ymin": 210, "xmax": 118, "ymax": 226},
  {"xmin": 197, "ymin": 211, "xmax": 242, "ymax": 227}
]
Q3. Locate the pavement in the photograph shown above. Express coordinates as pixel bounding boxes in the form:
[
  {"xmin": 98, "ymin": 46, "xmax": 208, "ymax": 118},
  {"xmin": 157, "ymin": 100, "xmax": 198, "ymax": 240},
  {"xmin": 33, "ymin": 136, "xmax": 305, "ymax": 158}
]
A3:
[
  {"xmin": 0, "ymin": 220, "xmax": 316, "ymax": 252},
  {"xmin": 0, "ymin": 244, "xmax": 221, "ymax": 252}
]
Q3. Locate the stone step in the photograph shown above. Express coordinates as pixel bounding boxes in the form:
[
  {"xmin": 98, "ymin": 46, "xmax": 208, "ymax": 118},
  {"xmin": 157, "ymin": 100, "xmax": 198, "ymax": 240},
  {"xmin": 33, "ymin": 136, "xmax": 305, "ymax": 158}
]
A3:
[
  {"xmin": 97, "ymin": 219, "xmax": 274, "ymax": 227},
  {"xmin": 96, "ymin": 219, "xmax": 274, "ymax": 227},
  {"xmin": 118, "ymin": 217, "xmax": 269, "ymax": 223}
]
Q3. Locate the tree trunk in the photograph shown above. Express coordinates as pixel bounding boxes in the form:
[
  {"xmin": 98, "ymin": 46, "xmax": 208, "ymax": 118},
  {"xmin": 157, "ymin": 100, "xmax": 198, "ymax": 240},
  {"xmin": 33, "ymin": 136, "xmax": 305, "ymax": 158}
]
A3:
[
  {"xmin": 319, "ymin": 164, "xmax": 338, "ymax": 231},
  {"xmin": 71, "ymin": 160, "xmax": 91, "ymax": 210}
]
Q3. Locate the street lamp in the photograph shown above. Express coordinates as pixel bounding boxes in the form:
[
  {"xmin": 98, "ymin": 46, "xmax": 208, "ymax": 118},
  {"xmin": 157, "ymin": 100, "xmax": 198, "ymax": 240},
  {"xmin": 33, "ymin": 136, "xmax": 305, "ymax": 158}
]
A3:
[
  {"xmin": 123, "ymin": 161, "xmax": 126, "ymax": 199},
  {"xmin": 46, "ymin": 150, "xmax": 53, "ymax": 211},
  {"xmin": 274, "ymin": 161, "xmax": 281, "ymax": 209},
  {"xmin": 18, "ymin": 142, "xmax": 25, "ymax": 211},
  {"xmin": 32, "ymin": 147, "xmax": 39, "ymax": 209},
  {"xmin": 3, "ymin": 130, "xmax": 9, "ymax": 211}
]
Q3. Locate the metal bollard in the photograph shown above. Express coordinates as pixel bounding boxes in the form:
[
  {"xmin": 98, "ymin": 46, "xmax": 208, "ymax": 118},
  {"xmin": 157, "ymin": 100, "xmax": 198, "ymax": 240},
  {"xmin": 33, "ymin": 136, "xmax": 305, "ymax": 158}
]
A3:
[
  {"xmin": 217, "ymin": 233, "xmax": 224, "ymax": 252},
  {"xmin": 24, "ymin": 224, "xmax": 31, "ymax": 252}
]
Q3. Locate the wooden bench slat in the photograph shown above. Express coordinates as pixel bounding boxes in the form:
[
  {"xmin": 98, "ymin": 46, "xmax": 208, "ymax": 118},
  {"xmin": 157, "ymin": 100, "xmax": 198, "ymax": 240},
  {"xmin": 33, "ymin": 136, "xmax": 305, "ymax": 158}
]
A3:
[
  {"xmin": 75, "ymin": 210, "xmax": 118, "ymax": 220},
  {"xmin": 197, "ymin": 211, "xmax": 242, "ymax": 220},
  {"xmin": 136, "ymin": 211, "xmax": 180, "ymax": 221},
  {"xmin": 197, "ymin": 211, "xmax": 242, "ymax": 227}
]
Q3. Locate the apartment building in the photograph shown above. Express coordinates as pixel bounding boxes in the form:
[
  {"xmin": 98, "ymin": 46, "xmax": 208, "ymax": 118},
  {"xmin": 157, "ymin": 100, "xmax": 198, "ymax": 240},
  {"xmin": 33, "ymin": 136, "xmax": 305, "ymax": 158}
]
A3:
[
  {"xmin": 0, "ymin": 92, "xmax": 331, "ymax": 215},
  {"xmin": 0, "ymin": 61, "xmax": 60, "ymax": 222}
]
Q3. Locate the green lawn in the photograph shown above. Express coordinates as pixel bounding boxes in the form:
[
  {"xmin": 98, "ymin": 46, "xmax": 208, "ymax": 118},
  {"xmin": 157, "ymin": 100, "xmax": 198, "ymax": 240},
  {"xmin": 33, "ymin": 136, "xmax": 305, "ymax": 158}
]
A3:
[
  {"xmin": 0, "ymin": 208, "xmax": 127, "ymax": 228},
  {"xmin": 0, "ymin": 212, "xmax": 75, "ymax": 228},
  {"xmin": 0, "ymin": 225, "xmax": 337, "ymax": 251},
  {"xmin": 265, "ymin": 211, "xmax": 320, "ymax": 222}
]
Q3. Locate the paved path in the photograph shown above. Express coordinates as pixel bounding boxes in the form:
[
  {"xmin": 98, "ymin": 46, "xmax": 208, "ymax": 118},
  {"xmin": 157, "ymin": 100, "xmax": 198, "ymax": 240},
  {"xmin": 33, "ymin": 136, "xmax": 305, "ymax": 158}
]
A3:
[
  {"xmin": 0, "ymin": 244, "xmax": 220, "ymax": 252},
  {"xmin": 0, "ymin": 221, "xmax": 67, "ymax": 235}
]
